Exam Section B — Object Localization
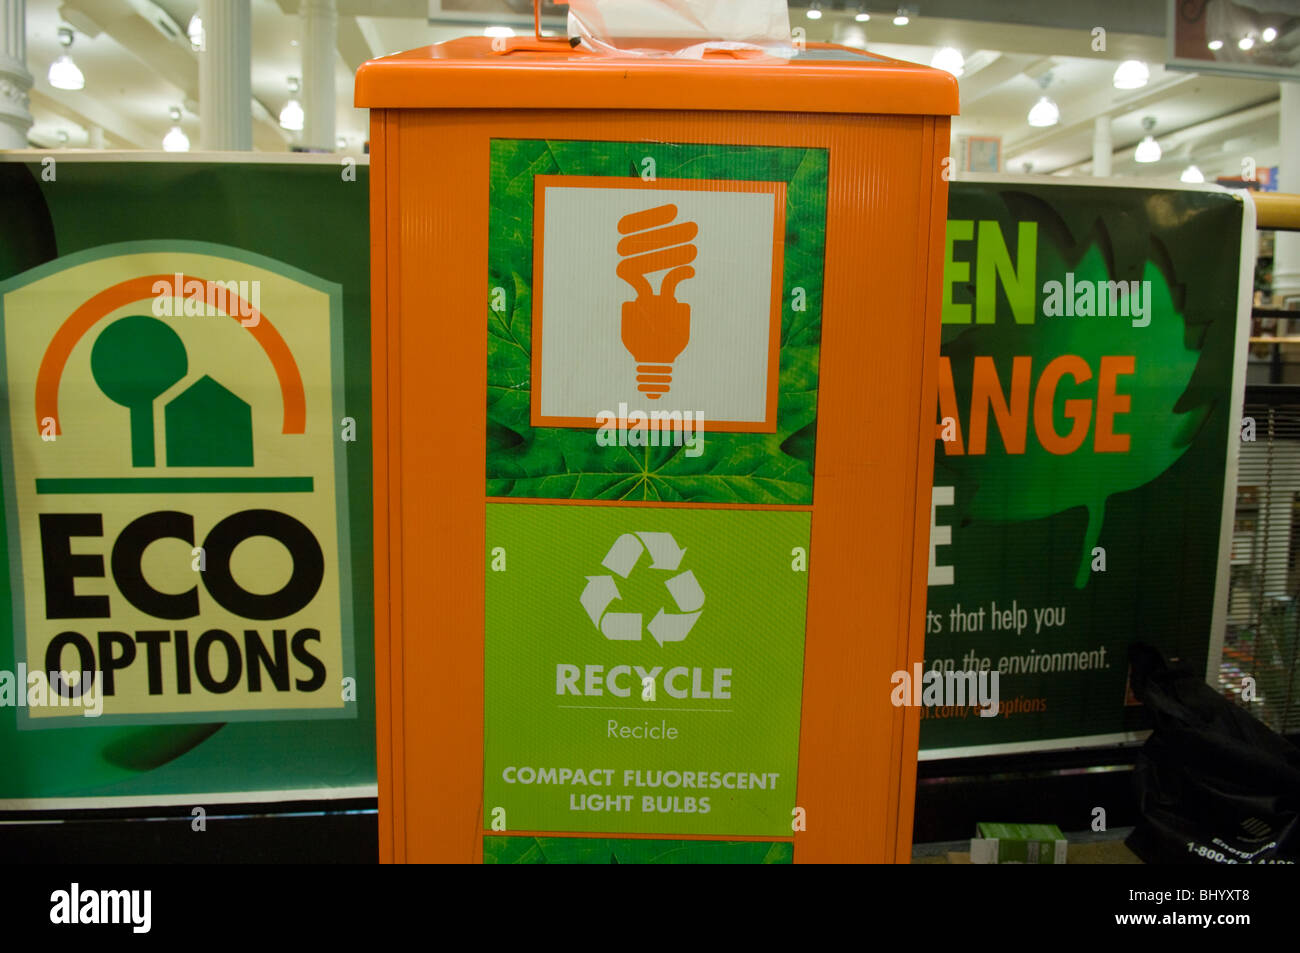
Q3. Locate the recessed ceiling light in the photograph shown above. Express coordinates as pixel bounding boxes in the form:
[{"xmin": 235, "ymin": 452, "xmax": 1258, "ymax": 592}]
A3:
[
  {"xmin": 186, "ymin": 14, "xmax": 203, "ymax": 50},
  {"xmin": 1238, "ymin": 35, "xmax": 1255, "ymax": 51},
  {"xmin": 855, "ymin": 4, "xmax": 870, "ymax": 22},
  {"xmin": 484, "ymin": 26, "xmax": 515, "ymax": 37},
  {"xmin": 807, "ymin": 2, "xmax": 823, "ymax": 21},
  {"xmin": 893, "ymin": 13, "xmax": 910, "ymax": 26},
  {"xmin": 1207, "ymin": 39, "xmax": 1224, "ymax": 51},
  {"xmin": 1262, "ymin": 27, "xmax": 1277, "ymax": 43},
  {"xmin": 1180, "ymin": 165, "xmax": 1205, "ymax": 183}
]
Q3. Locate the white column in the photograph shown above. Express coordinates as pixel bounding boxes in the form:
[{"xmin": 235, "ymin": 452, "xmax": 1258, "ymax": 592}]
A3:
[
  {"xmin": 301, "ymin": 0, "xmax": 336, "ymax": 152},
  {"xmin": 1273, "ymin": 83, "xmax": 1300, "ymax": 306},
  {"xmin": 1092, "ymin": 116, "xmax": 1112, "ymax": 178},
  {"xmin": 0, "ymin": 0, "xmax": 34, "ymax": 149},
  {"xmin": 199, "ymin": 0, "xmax": 251, "ymax": 151}
]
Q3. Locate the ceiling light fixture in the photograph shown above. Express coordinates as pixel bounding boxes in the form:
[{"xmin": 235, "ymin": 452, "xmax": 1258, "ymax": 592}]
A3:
[
  {"xmin": 186, "ymin": 14, "xmax": 203, "ymax": 50},
  {"xmin": 931, "ymin": 47, "xmax": 964, "ymax": 77},
  {"xmin": 807, "ymin": 2, "xmax": 822, "ymax": 21},
  {"xmin": 855, "ymin": 4, "xmax": 870, "ymax": 22},
  {"xmin": 1112, "ymin": 60, "xmax": 1149, "ymax": 90},
  {"xmin": 279, "ymin": 77, "xmax": 304, "ymax": 132},
  {"xmin": 1238, "ymin": 35, "xmax": 1255, "ymax": 51},
  {"xmin": 48, "ymin": 27, "xmax": 85, "ymax": 91},
  {"xmin": 893, "ymin": 9, "xmax": 910, "ymax": 26},
  {"xmin": 1135, "ymin": 117, "xmax": 1161, "ymax": 163},
  {"xmin": 484, "ymin": 25, "xmax": 515, "ymax": 37},
  {"xmin": 1028, "ymin": 97, "xmax": 1059, "ymax": 127},
  {"xmin": 838, "ymin": 24, "xmax": 867, "ymax": 49},
  {"xmin": 1180, "ymin": 165, "xmax": 1204, "ymax": 183},
  {"xmin": 162, "ymin": 106, "xmax": 189, "ymax": 152},
  {"xmin": 1027, "ymin": 73, "xmax": 1058, "ymax": 128},
  {"xmin": 1207, "ymin": 39, "xmax": 1224, "ymax": 51},
  {"xmin": 1262, "ymin": 27, "xmax": 1277, "ymax": 43}
]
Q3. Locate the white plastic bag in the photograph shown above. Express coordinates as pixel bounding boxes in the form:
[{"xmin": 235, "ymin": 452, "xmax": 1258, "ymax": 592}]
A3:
[{"xmin": 564, "ymin": 0, "xmax": 792, "ymax": 58}]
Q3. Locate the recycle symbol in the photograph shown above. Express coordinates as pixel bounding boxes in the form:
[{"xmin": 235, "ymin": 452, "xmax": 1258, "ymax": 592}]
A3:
[{"xmin": 581, "ymin": 532, "xmax": 705, "ymax": 646}]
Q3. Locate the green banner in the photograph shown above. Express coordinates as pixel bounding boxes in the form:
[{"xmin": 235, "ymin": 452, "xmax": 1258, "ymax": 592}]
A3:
[
  {"xmin": 0, "ymin": 155, "xmax": 375, "ymax": 804},
  {"xmin": 921, "ymin": 180, "xmax": 1249, "ymax": 755}
]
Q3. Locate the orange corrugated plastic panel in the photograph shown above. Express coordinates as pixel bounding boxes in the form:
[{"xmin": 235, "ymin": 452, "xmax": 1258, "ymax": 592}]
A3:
[
  {"xmin": 365, "ymin": 37, "xmax": 954, "ymax": 865},
  {"xmin": 356, "ymin": 38, "xmax": 958, "ymax": 115}
]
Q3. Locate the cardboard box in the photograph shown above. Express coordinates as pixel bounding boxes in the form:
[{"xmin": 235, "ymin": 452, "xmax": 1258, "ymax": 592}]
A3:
[{"xmin": 970, "ymin": 823, "xmax": 1068, "ymax": 864}]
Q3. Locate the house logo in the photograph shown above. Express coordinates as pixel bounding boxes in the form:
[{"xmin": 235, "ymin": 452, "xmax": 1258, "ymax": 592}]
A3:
[
  {"xmin": 89, "ymin": 313, "xmax": 256, "ymax": 468},
  {"xmin": 0, "ymin": 242, "xmax": 353, "ymax": 722},
  {"xmin": 532, "ymin": 176, "xmax": 786, "ymax": 434}
]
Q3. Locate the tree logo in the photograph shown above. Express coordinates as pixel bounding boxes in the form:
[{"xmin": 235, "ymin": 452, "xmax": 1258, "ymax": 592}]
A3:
[{"xmin": 580, "ymin": 532, "xmax": 705, "ymax": 645}]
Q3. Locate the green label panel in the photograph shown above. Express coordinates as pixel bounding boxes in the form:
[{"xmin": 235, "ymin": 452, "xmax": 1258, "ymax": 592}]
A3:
[{"xmin": 485, "ymin": 503, "xmax": 810, "ymax": 837}]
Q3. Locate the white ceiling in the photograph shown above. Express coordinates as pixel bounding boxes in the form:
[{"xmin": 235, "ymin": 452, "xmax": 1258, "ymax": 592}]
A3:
[{"xmin": 19, "ymin": 0, "xmax": 1294, "ymax": 183}]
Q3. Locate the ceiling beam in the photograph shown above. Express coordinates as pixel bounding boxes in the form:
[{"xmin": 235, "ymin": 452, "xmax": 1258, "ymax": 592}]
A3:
[
  {"xmin": 957, "ymin": 54, "xmax": 1045, "ymax": 108},
  {"xmin": 29, "ymin": 82, "xmax": 154, "ymax": 149},
  {"xmin": 1002, "ymin": 72, "xmax": 1203, "ymax": 157},
  {"xmin": 60, "ymin": 0, "xmax": 197, "ymax": 100},
  {"xmin": 60, "ymin": 0, "xmax": 289, "ymax": 148},
  {"xmin": 337, "ymin": 15, "xmax": 377, "ymax": 72},
  {"xmin": 1052, "ymin": 99, "xmax": 1281, "ymax": 175}
]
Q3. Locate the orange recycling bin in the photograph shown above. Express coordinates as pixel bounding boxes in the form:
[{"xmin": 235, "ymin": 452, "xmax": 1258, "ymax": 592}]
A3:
[{"xmin": 357, "ymin": 34, "xmax": 957, "ymax": 864}]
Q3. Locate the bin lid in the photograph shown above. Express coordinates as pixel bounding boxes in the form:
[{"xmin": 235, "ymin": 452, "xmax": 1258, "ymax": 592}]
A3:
[{"xmin": 355, "ymin": 37, "xmax": 958, "ymax": 116}]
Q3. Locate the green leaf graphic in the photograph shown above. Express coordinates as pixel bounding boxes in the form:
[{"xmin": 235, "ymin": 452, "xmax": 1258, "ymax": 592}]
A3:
[
  {"xmin": 482, "ymin": 835, "xmax": 793, "ymax": 864},
  {"xmin": 486, "ymin": 139, "xmax": 827, "ymax": 505},
  {"xmin": 939, "ymin": 234, "xmax": 1204, "ymax": 588}
]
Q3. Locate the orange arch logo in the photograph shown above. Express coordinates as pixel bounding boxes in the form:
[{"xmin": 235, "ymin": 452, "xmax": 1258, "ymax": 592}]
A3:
[{"xmin": 34, "ymin": 273, "xmax": 306, "ymax": 437}]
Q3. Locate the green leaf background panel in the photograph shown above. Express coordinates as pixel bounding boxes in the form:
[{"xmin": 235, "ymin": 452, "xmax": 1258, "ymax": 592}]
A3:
[{"xmin": 486, "ymin": 139, "xmax": 828, "ymax": 505}]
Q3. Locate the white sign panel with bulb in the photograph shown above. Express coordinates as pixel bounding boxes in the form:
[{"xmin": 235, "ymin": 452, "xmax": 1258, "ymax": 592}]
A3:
[{"xmin": 536, "ymin": 180, "xmax": 782, "ymax": 431}]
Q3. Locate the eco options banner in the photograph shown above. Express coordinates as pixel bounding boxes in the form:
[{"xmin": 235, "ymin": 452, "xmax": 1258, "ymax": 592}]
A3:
[
  {"xmin": 921, "ymin": 179, "xmax": 1250, "ymax": 757},
  {"xmin": 0, "ymin": 155, "xmax": 375, "ymax": 805}
]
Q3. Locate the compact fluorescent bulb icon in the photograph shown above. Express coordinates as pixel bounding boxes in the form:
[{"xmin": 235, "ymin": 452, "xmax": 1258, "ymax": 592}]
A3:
[{"xmin": 616, "ymin": 204, "xmax": 698, "ymax": 399}]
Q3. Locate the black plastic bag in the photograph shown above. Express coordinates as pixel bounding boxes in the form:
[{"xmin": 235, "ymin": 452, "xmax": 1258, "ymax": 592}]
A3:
[{"xmin": 1125, "ymin": 643, "xmax": 1300, "ymax": 864}]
